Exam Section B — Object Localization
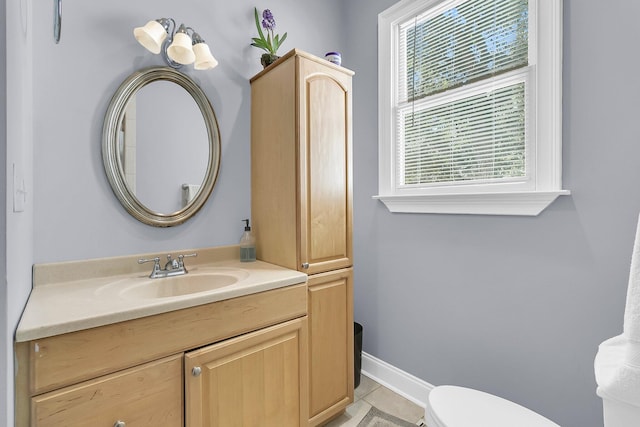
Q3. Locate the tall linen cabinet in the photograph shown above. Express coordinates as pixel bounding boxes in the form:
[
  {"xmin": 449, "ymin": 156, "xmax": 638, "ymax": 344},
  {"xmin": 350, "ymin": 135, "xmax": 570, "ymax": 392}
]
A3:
[{"xmin": 251, "ymin": 49, "xmax": 354, "ymax": 426}]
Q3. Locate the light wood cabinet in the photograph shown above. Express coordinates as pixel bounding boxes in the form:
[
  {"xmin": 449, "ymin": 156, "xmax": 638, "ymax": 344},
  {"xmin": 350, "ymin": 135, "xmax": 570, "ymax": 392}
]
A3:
[
  {"xmin": 32, "ymin": 354, "xmax": 183, "ymax": 427},
  {"xmin": 251, "ymin": 49, "xmax": 353, "ymax": 276},
  {"xmin": 307, "ymin": 268, "xmax": 354, "ymax": 426},
  {"xmin": 185, "ymin": 317, "xmax": 308, "ymax": 427},
  {"xmin": 15, "ymin": 284, "xmax": 308, "ymax": 427},
  {"xmin": 251, "ymin": 49, "xmax": 355, "ymax": 426}
]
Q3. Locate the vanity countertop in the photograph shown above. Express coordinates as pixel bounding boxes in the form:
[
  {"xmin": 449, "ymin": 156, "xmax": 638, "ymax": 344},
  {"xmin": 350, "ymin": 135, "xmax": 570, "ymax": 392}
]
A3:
[{"xmin": 15, "ymin": 245, "xmax": 307, "ymax": 342}]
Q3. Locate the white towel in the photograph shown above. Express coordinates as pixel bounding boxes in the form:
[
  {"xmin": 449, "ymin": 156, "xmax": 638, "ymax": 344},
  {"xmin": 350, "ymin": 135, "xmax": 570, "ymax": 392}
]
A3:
[
  {"xmin": 181, "ymin": 184, "xmax": 201, "ymax": 207},
  {"xmin": 594, "ymin": 214, "xmax": 640, "ymax": 408},
  {"xmin": 595, "ymin": 335, "xmax": 640, "ymax": 407},
  {"xmin": 625, "ymin": 213, "xmax": 640, "ymax": 342}
]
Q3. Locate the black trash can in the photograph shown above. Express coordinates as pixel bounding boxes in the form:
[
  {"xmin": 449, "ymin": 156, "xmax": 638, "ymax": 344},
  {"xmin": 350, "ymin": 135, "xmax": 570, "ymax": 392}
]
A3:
[{"xmin": 354, "ymin": 322, "xmax": 363, "ymax": 388}]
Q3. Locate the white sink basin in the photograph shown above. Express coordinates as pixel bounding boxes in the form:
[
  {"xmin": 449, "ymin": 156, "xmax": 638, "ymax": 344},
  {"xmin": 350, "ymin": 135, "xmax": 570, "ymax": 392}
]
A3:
[
  {"xmin": 96, "ymin": 268, "xmax": 251, "ymax": 300},
  {"xmin": 120, "ymin": 273, "xmax": 237, "ymax": 299}
]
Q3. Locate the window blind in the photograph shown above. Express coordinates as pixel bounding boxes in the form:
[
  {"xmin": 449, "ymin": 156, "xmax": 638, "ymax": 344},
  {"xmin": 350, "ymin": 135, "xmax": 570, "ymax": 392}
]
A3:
[
  {"xmin": 399, "ymin": 82, "xmax": 526, "ymax": 185},
  {"xmin": 400, "ymin": 0, "xmax": 529, "ymax": 102},
  {"xmin": 396, "ymin": 0, "xmax": 529, "ymax": 187}
]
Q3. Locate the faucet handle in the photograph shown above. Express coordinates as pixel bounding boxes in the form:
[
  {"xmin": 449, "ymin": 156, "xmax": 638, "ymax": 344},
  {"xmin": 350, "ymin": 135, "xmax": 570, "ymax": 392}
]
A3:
[
  {"xmin": 138, "ymin": 257, "xmax": 161, "ymax": 277},
  {"xmin": 138, "ymin": 257, "xmax": 160, "ymax": 267},
  {"xmin": 178, "ymin": 253, "xmax": 197, "ymax": 269}
]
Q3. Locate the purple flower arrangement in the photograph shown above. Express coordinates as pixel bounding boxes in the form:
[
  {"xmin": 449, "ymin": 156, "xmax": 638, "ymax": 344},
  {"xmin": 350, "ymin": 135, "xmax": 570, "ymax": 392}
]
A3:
[
  {"xmin": 251, "ymin": 7, "xmax": 287, "ymax": 57},
  {"xmin": 261, "ymin": 9, "xmax": 276, "ymax": 31}
]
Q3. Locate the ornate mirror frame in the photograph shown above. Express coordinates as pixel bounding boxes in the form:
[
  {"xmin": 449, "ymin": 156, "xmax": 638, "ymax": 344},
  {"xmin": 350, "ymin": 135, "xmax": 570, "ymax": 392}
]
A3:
[{"xmin": 102, "ymin": 67, "xmax": 221, "ymax": 227}]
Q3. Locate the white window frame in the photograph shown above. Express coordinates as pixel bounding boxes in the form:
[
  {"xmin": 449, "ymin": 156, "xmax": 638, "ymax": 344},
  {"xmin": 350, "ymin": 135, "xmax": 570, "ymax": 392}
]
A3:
[{"xmin": 374, "ymin": 0, "xmax": 569, "ymax": 216}]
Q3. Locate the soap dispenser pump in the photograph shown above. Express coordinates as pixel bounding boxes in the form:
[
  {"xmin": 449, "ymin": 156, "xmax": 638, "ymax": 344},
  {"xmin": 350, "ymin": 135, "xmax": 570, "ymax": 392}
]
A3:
[{"xmin": 240, "ymin": 219, "xmax": 256, "ymax": 262}]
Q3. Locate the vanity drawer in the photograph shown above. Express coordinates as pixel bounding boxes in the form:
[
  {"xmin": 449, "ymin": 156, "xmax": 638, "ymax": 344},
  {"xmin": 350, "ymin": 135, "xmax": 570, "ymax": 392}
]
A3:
[{"xmin": 31, "ymin": 354, "xmax": 183, "ymax": 427}]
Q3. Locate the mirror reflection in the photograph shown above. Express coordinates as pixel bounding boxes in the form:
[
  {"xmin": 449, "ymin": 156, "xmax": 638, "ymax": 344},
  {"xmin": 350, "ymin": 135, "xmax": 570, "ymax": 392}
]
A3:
[
  {"xmin": 102, "ymin": 67, "xmax": 221, "ymax": 227},
  {"xmin": 118, "ymin": 81, "xmax": 209, "ymax": 213}
]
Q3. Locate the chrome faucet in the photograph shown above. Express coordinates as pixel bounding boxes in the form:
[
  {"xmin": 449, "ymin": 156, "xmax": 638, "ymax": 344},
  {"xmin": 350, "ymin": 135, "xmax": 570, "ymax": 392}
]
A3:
[{"xmin": 138, "ymin": 253, "xmax": 197, "ymax": 279}]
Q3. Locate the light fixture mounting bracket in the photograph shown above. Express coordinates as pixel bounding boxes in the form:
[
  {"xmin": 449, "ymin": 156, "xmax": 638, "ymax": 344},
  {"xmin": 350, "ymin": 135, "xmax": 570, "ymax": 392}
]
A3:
[{"xmin": 53, "ymin": 0, "xmax": 62, "ymax": 43}]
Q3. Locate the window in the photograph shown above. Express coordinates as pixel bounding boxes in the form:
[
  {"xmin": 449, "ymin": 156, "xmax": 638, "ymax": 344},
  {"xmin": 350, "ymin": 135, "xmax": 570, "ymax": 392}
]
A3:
[{"xmin": 375, "ymin": 0, "xmax": 568, "ymax": 215}]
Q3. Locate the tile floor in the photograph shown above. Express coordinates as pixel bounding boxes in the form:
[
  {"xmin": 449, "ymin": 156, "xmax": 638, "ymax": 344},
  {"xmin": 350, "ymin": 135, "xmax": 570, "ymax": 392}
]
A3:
[{"xmin": 324, "ymin": 375, "xmax": 426, "ymax": 426}]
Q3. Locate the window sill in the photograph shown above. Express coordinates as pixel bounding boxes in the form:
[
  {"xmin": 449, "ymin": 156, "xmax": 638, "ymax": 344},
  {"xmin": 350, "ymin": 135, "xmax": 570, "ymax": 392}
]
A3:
[{"xmin": 373, "ymin": 190, "xmax": 570, "ymax": 216}]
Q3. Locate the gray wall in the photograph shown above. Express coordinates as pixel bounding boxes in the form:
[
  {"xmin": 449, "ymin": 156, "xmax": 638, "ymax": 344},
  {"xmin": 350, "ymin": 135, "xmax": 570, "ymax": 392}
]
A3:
[
  {"xmin": 4, "ymin": 0, "xmax": 34, "ymax": 425},
  {"xmin": 0, "ymin": 0, "xmax": 7, "ymax": 421},
  {"xmin": 345, "ymin": 1, "xmax": 640, "ymax": 426},
  {"xmin": 30, "ymin": 0, "xmax": 347, "ymax": 263},
  {"xmin": 4, "ymin": 0, "xmax": 636, "ymax": 426}
]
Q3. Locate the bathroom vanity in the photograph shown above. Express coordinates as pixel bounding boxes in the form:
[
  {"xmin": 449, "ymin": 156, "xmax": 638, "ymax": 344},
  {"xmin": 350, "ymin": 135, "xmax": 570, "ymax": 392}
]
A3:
[
  {"xmin": 14, "ymin": 246, "xmax": 309, "ymax": 426},
  {"xmin": 16, "ymin": 48, "xmax": 355, "ymax": 427}
]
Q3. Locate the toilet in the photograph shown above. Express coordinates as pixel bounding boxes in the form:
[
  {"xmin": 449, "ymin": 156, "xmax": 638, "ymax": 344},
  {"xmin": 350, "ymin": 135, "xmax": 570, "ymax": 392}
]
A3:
[{"xmin": 425, "ymin": 385, "xmax": 560, "ymax": 427}]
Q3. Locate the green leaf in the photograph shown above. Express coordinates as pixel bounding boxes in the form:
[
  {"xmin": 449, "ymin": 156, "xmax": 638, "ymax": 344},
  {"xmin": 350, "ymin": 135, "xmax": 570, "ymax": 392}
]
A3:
[
  {"xmin": 254, "ymin": 8, "xmax": 266, "ymax": 43},
  {"xmin": 274, "ymin": 32, "xmax": 287, "ymax": 51},
  {"xmin": 266, "ymin": 33, "xmax": 274, "ymax": 54},
  {"xmin": 251, "ymin": 37, "xmax": 268, "ymax": 49},
  {"xmin": 250, "ymin": 43, "xmax": 269, "ymax": 53}
]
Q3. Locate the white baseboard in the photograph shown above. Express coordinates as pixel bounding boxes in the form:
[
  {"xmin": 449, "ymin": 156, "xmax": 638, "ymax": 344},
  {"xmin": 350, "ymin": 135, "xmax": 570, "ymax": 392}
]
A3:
[{"xmin": 361, "ymin": 351, "xmax": 434, "ymax": 409}]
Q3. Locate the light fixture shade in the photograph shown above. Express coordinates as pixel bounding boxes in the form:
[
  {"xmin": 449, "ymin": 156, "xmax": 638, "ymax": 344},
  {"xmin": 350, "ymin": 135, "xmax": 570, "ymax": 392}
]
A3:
[
  {"xmin": 193, "ymin": 43, "xmax": 218, "ymax": 70},
  {"xmin": 167, "ymin": 32, "xmax": 195, "ymax": 65},
  {"xmin": 133, "ymin": 20, "xmax": 168, "ymax": 54}
]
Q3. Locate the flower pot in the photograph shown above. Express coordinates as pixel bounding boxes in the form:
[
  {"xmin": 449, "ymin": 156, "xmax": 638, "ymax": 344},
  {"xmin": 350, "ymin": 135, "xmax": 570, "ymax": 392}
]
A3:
[{"xmin": 261, "ymin": 53, "xmax": 280, "ymax": 68}]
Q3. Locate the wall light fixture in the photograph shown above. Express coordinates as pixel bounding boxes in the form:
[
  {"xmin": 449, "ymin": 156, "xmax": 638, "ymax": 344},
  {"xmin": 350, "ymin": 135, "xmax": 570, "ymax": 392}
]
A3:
[{"xmin": 134, "ymin": 18, "xmax": 218, "ymax": 70}]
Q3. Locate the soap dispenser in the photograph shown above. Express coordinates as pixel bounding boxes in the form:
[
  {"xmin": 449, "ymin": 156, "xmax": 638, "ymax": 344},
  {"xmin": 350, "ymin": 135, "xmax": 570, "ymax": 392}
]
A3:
[{"xmin": 240, "ymin": 219, "xmax": 256, "ymax": 262}]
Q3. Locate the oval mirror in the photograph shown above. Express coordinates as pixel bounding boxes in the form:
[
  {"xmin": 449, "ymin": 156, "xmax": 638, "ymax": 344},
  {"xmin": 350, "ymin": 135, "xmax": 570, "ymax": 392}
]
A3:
[{"xmin": 102, "ymin": 67, "xmax": 221, "ymax": 226}]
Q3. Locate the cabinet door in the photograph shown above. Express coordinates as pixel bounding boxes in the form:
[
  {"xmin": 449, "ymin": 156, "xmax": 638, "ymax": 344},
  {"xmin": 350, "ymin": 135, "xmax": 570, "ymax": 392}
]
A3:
[
  {"xmin": 32, "ymin": 354, "xmax": 183, "ymax": 427},
  {"xmin": 298, "ymin": 58, "xmax": 353, "ymax": 275},
  {"xmin": 307, "ymin": 268, "xmax": 354, "ymax": 426},
  {"xmin": 185, "ymin": 317, "xmax": 308, "ymax": 427}
]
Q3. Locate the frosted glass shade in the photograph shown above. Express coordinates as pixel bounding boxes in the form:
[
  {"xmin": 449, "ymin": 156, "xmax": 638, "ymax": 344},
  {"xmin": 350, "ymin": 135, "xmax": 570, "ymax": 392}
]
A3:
[
  {"xmin": 167, "ymin": 32, "xmax": 195, "ymax": 65},
  {"xmin": 133, "ymin": 20, "xmax": 167, "ymax": 54},
  {"xmin": 193, "ymin": 43, "xmax": 218, "ymax": 70}
]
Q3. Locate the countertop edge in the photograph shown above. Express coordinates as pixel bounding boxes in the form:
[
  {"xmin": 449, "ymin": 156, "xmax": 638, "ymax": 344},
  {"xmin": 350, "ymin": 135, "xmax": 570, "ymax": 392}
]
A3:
[
  {"xmin": 15, "ymin": 275, "xmax": 307, "ymax": 342},
  {"xmin": 16, "ymin": 252, "xmax": 307, "ymax": 342}
]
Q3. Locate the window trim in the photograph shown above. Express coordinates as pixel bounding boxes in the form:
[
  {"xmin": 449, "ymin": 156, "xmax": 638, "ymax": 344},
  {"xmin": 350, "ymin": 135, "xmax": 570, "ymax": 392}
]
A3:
[{"xmin": 375, "ymin": 0, "xmax": 569, "ymax": 216}]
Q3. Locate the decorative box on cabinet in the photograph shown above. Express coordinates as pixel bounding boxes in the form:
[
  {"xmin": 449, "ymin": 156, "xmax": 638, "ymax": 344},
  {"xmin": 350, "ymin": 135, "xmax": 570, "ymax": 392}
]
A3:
[{"xmin": 251, "ymin": 49, "xmax": 355, "ymax": 426}]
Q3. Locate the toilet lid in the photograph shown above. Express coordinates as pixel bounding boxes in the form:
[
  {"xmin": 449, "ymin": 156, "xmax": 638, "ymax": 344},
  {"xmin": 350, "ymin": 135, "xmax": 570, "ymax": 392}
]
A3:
[{"xmin": 427, "ymin": 386, "xmax": 560, "ymax": 427}]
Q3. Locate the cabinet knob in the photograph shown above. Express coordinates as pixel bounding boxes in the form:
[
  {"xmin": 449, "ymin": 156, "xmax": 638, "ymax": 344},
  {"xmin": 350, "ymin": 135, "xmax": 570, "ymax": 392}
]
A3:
[
  {"xmin": 301, "ymin": 263, "xmax": 309, "ymax": 269},
  {"xmin": 192, "ymin": 366, "xmax": 202, "ymax": 377},
  {"xmin": 114, "ymin": 421, "xmax": 126, "ymax": 427}
]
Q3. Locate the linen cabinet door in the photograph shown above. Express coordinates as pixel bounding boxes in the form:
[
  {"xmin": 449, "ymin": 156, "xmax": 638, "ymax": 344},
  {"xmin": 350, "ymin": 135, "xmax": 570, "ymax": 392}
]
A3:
[
  {"xmin": 184, "ymin": 317, "xmax": 309, "ymax": 427},
  {"xmin": 297, "ymin": 57, "xmax": 353, "ymax": 275},
  {"xmin": 307, "ymin": 268, "xmax": 354, "ymax": 426},
  {"xmin": 31, "ymin": 354, "xmax": 183, "ymax": 427}
]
